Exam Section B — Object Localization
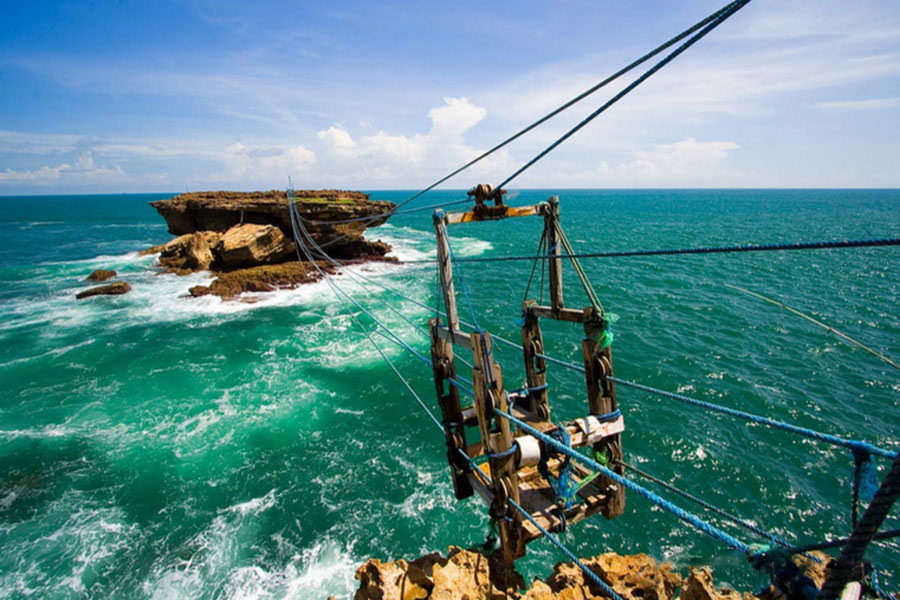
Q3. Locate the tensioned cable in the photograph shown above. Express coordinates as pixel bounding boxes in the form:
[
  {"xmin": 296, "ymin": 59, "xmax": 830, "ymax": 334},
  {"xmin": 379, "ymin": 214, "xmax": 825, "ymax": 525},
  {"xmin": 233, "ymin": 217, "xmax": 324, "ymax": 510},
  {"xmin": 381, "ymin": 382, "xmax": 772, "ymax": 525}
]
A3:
[
  {"xmin": 301, "ymin": 0, "xmax": 754, "ymax": 230},
  {"xmin": 402, "ymin": 237, "xmax": 900, "ymax": 264},
  {"xmin": 287, "ymin": 189, "xmax": 446, "ymax": 431},
  {"xmin": 489, "ymin": 0, "xmax": 752, "ymax": 194}
]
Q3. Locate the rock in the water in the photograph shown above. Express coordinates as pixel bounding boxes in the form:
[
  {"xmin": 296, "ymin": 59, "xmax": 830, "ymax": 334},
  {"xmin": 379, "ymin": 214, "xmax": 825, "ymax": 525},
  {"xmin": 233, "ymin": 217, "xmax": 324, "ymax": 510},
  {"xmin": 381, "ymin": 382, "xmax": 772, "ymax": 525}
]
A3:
[
  {"xmin": 76, "ymin": 281, "xmax": 131, "ymax": 299},
  {"xmin": 148, "ymin": 190, "xmax": 394, "ymax": 243},
  {"xmin": 204, "ymin": 261, "xmax": 329, "ymax": 299},
  {"xmin": 188, "ymin": 285, "xmax": 212, "ymax": 297},
  {"xmin": 156, "ymin": 231, "xmax": 222, "ymax": 273},
  {"xmin": 86, "ymin": 269, "xmax": 116, "ymax": 282},
  {"xmin": 217, "ymin": 223, "xmax": 294, "ymax": 268}
]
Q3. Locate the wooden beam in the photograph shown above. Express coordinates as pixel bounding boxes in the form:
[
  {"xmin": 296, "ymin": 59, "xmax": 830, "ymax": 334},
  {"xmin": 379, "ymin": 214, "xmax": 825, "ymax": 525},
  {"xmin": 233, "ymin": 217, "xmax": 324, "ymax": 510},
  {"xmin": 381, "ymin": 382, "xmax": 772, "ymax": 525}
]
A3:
[
  {"xmin": 545, "ymin": 196, "xmax": 564, "ymax": 312},
  {"xmin": 520, "ymin": 302, "xmax": 550, "ymax": 420},
  {"xmin": 429, "ymin": 318, "xmax": 472, "ymax": 500},
  {"xmin": 435, "ymin": 325, "xmax": 473, "ymax": 350},
  {"xmin": 471, "ymin": 331, "xmax": 525, "ymax": 563},
  {"xmin": 582, "ymin": 308, "xmax": 625, "ymax": 519},
  {"xmin": 433, "ymin": 213, "xmax": 459, "ymax": 331},
  {"xmin": 528, "ymin": 304, "xmax": 585, "ymax": 323},
  {"xmin": 446, "ymin": 204, "xmax": 542, "ymax": 225}
]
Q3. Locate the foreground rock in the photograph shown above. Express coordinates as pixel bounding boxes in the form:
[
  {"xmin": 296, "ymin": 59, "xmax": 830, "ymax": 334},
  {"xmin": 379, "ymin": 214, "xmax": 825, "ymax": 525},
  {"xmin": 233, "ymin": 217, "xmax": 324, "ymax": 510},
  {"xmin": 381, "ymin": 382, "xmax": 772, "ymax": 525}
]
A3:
[
  {"xmin": 142, "ymin": 190, "xmax": 395, "ymax": 299},
  {"xmin": 351, "ymin": 548, "xmax": 831, "ymax": 600},
  {"xmin": 86, "ymin": 269, "xmax": 116, "ymax": 282},
  {"xmin": 188, "ymin": 261, "xmax": 333, "ymax": 299},
  {"xmin": 76, "ymin": 282, "xmax": 131, "ymax": 299}
]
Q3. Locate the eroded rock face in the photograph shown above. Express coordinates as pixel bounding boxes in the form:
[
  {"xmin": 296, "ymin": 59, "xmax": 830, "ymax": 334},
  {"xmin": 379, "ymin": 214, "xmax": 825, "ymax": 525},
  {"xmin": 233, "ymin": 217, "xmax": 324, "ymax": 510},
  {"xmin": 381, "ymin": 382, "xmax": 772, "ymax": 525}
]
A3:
[
  {"xmin": 191, "ymin": 261, "xmax": 330, "ymax": 299},
  {"xmin": 148, "ymin": 190, "xmax": 394, "ymax": 242},
  {"xmin": 86, "ymin": 269, "xmax": 116, "ymax": 282},
  {"xmin": 216, "ymin": 223, "xmax": 295, "ymax": 268},
  {"xmin": 76, "ymin": 281, "xmax": 131, "ymax": 299},
  {"xmin": 151, "ymin": 231, "xmax": 222, "ymax": 273},
  {"xmin": 680, "ymin": 568, "xmax": 755, "ymax": 600},
  {"xmin": 352, "ymin": 548, "xmax": 764, "ymax": 600}
]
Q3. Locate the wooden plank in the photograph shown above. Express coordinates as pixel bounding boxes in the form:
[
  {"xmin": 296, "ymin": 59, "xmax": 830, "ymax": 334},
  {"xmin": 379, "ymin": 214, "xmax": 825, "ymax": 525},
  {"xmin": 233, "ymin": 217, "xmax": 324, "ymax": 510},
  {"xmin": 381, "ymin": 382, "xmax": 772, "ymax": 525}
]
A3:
[
  {"xmin": 435, "ymin": 325, "xmax": 473, "ymax": 350},
  {"xmin": 433, "ymin": 214, "xmax": 459, "ymax": 331},
  {"xmin": 528, "ymin": 304, "xmax": 585, "ymax": 323},
  {"xmin": 520, "ymin": 302, "xmax": 550, "ymax": 420},
  {"xmin": 471, "ymin": 331, "xmax": 525, "ymax": 563},
  {"xmin": 446, "ymin": 204, "xmax": 542, "ymax": 224},
  {"xmin": 429, "ymin": 318, "xmax": 472, "ymax": 500},
  {"xmin": 582, "ymin": 310, "xmax": 625, "ymax": 519},
  {"xmin": 545, "ymin": 196, "xmax": 564, "ymax": 312}
]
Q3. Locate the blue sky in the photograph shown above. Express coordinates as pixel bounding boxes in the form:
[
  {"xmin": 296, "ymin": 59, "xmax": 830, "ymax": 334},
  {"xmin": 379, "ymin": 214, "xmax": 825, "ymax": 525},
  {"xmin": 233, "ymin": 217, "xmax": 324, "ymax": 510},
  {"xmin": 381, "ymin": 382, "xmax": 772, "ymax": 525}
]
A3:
[{"xmin": 1, "ymin": 0, "xmax": 898, "ymax": 193}]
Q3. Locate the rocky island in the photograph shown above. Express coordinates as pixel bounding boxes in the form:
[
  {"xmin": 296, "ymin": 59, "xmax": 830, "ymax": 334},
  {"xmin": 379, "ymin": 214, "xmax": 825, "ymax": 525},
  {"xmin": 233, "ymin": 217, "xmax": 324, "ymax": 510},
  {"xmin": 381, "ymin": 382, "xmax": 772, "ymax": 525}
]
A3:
[{"xmin": 141, "ymin": 189, "xmax": 396, "ymax": 298}]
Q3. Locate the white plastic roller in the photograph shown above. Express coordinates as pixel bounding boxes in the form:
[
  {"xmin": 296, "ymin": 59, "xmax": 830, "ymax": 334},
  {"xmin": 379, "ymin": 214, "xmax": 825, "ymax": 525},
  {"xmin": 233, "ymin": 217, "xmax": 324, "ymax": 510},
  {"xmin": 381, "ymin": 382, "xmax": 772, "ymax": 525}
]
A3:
[{"xmin": 516, "ymin": 435, "xmax": 542, "ymax": 467}]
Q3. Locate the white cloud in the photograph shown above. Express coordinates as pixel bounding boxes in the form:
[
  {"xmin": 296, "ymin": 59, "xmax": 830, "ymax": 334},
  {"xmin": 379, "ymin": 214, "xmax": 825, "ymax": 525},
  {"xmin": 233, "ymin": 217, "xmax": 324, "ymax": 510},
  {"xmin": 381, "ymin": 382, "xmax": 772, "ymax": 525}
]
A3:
[
  {"xmin": 219, "ymin": 143, "xmax": 317, "ymax": 181},
  {"xmin": 0, "ymin": 151, "xmax": 125, "ymax": 185},
  {"xmin": 427, "ymin": 97, "xmax": 487, "ymax": 137},
  {"xmin": 556, "ymin": 138, "xmax": 742, "ymax": 187},
  {"xmin": 316, "ymin": 126, "xmax": 356, "ymax": 156},
  {"xmin": 816, "ymin": 97, "xmax": 900, "ymax": 111},
  {"xmin": 313, "ymin": 96, "xmax": 510, "ymax": 184}
]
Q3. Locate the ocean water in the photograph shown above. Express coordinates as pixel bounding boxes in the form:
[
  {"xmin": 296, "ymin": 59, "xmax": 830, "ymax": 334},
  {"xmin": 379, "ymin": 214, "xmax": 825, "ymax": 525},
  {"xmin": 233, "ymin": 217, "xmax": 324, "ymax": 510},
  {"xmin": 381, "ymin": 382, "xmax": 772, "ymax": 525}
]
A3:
[{"xmin": 0, "ymin": 189, "xmax": 897, "ymax": 599}]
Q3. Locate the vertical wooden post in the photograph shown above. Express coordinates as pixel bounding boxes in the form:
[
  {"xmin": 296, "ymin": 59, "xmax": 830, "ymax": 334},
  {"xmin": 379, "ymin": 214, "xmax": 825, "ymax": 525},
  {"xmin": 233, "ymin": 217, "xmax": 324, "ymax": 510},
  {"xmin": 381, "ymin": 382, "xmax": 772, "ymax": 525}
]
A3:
[
  {"xmin": 545, "ymin": 196, "xmax": 564, "ymax": 314},
  {"xmin": 582, "ymin": 307, "xmax": 625, "ymax": 519},
  {"xmin": 471, "ymin": 331, "xmax": 524, "ymax": 563},
  {"xmin": 429, "ymin": 318, "xmax": 472, "ymax": 500},
  {"xmin": 520, "ymin": 302, "xmax": 550, "ymax": 420},
  {"xmin": 433, "ymin": 212, "xmax": 459, "ymax": 331}
]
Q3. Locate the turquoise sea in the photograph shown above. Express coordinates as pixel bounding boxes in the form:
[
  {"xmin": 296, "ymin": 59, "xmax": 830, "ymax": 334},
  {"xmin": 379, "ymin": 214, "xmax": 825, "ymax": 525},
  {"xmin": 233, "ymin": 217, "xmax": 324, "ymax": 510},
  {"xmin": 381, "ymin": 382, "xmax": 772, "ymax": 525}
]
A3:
[{"xmin": 0, "ymin": 189, "xmax": 898, "ymax": 599}]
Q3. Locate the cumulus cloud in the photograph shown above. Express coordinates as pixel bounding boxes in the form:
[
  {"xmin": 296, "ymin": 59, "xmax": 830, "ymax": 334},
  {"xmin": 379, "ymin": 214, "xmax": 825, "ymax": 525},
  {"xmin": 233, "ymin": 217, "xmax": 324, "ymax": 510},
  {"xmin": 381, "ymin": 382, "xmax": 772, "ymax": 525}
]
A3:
[
  {"xmin": 314, "ymin": 96, "xmax": 509, "ymax": 184},
  {"xmin": 0, "ymin": 151, "xmax": 125, "ymax": 185},
  {"xmin": 557, "ymin": 138, "xmax": 742, "ymax": 187},
  {"xmin": 220, "ymin": 142, "xmax": 317, "ymax": 181}
]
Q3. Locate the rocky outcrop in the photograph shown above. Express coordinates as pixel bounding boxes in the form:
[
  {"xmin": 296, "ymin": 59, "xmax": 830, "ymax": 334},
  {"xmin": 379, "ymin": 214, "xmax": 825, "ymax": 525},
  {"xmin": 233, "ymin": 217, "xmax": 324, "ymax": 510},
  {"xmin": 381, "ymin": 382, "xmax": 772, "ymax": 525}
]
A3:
[
  {"xmin": 188, "ymin": 261, "xmax": 332, "ymax": 299},
  {"xmin": 351, "ymin": 549, "xmax": 831, "ymax": 600},
  {"xmin": 680, "ymin": 568, "xmax": 753, "ymax": 600},
  {"xmin": 148, "ymin": 190, "xmax": 393, "ymax": 247},
  {"xmin": 86, "ymin": 269, "xmax": 116, "ymax": 282},
  {"xmin": 142, "ymin": 190, "xmax": 395, "ymax": 299},
  {"xmin": 76, "ymin": 282, "xmax": 131, "ymax": 299},
  {"xmin": 546, "ymin": 553, "xmax": 682, "ymax": 600},
  {"xmin": 216, "ymin": 223, "xmax": 295, "ymax": 268},
  {"xmin": 142, "ymin": 231, "xmax": 223, "ymax": 274}
]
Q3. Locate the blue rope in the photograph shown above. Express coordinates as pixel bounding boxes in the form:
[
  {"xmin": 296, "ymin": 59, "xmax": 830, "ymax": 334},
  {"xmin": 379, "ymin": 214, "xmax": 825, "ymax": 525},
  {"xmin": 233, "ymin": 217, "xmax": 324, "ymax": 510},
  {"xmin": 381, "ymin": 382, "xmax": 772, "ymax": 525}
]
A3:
[
  {"xmin": 619, "ymin": 460, "xmax": 815, "ymax": 559},
  {"xmin": 494, "ymin": 408, "xmax": 752, "ymax": 554},
  {"xmin": 486, "ymin": 444, "xmax": 519, "ymax": 460},
  {"xmin": 610, "ymin": 377, "xmax": 896, "ymax": 460},
  {"xmin": 596, "ymin": 409, "xmax": 621, "ymax": 423},
  {"xmin": 407, "ymin": 237, "xmax": 900, "ymax": 264},
  {"xmin": 509, "ymin": 497, "xmax": 625, "ymax": 600},
  {"xmin": 455, "ymin": 449, "xmax": 625, "ymax": 600}
]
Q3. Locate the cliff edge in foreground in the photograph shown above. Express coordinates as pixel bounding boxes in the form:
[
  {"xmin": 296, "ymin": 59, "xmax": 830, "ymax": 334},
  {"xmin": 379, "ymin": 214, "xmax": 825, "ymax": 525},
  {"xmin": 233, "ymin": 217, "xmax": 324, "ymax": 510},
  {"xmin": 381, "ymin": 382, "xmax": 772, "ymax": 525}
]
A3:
[
  {"xmin": 347, "ymin": 547, "xmax": 829, "ymax": 600},
  {"xmin": 141, "ymin": 190, "xmax": 396, "ymax": 298}
]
